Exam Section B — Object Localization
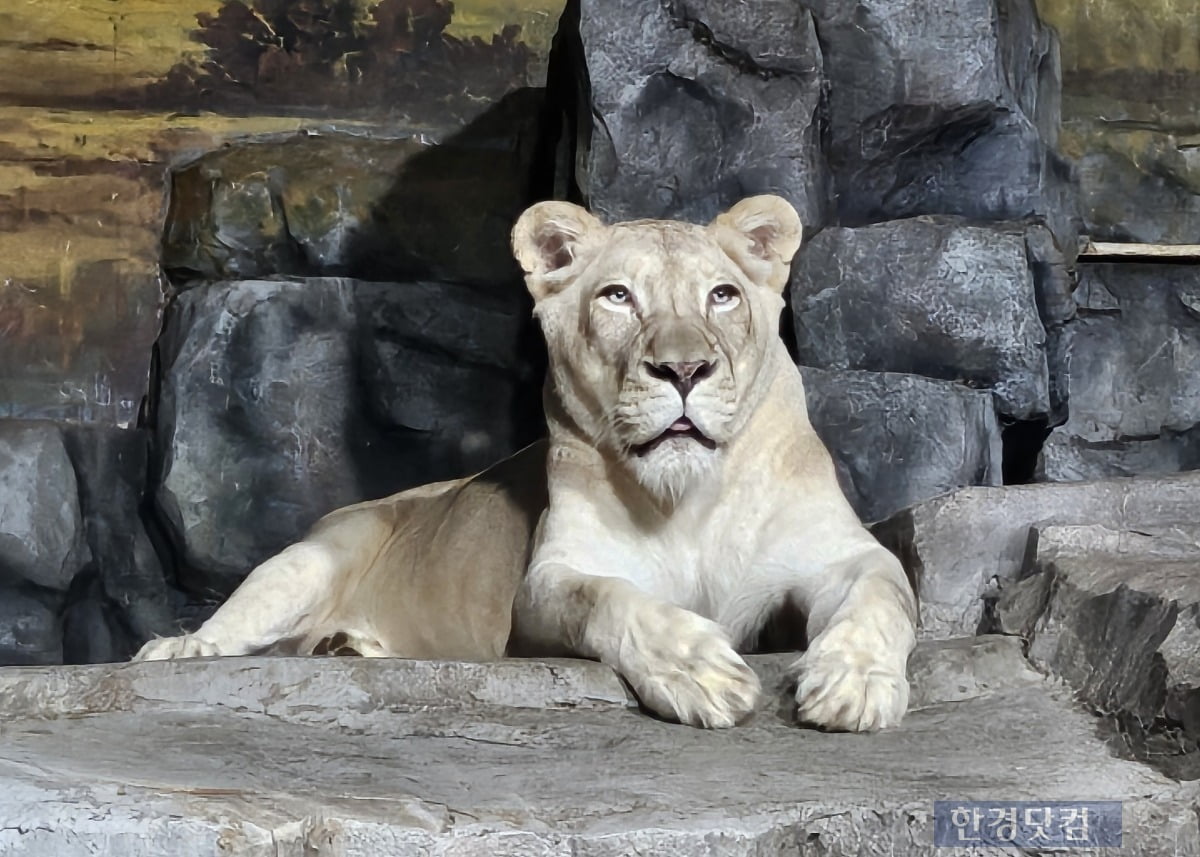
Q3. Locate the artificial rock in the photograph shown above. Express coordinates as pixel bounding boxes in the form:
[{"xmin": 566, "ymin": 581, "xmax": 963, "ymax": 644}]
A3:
[
  {"xmin": 1, "ymin": 640, "xmax": 1196, "ymax": 856},
  {"xmin": 808, "ymin": 0, "xmax": 1076, "ymax": 245},
  {"xmin": 873, "ymin": 470, "xmax": 1200, "ymax": 639},
  {"xmin": 997, "ymin": 524, "xmax": 1200, "ymax": 778},
  {"xmin": 574, "ymin": 0, "xmax": 828, "ymax": 227},
  {"xmin": 0, "ymin": 420, "xmax": 90, "ymax": 592},
  {"xmin": 162, "ymin": 121, "xmax": 544, "ymax": 287},
  {"xmin": 154, "ymin": 278, "xmax": 539, "ymax": 597},
  {"xmin": 791, "ymin": 217, "xmax": 1071, "ymax": 421},
  {"xmin": 1039, "ymin": 263, "xmax": 1200, "ymax": 481},
  {"xmin": 799, "ymin": 367, "xmax": 1001, "ymax": 523}
]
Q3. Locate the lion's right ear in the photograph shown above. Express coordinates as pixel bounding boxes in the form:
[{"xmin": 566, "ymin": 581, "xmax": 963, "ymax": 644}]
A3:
[{"xmin": 511, "ymin": 201, "xmax": 603, "ymax": 301}]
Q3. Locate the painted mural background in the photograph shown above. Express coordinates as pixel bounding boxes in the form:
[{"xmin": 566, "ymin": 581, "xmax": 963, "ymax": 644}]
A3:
[{"xmin": 0, "ymin": 0, "xmax": 560, "ymax": 426}]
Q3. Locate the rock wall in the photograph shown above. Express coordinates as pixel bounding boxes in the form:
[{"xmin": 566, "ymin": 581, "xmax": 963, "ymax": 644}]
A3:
[{"xmin": 0, "ymin": 0, "xmax": 1197, "ymax": 667}]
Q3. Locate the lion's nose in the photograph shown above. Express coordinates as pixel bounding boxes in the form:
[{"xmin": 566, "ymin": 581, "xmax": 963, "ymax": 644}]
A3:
[{"xmin": 645, "ymin": 360, "xmax": 715, "ymax": 398}]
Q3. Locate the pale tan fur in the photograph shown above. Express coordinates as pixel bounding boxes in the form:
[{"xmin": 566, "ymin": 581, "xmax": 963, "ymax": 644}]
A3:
[{"xmin": 136, "ymin": 196, "xmax": 917, "ymax": 732}]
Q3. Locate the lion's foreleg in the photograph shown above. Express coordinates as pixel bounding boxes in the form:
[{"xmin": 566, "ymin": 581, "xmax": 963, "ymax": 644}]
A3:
[
  {"xmin": 133, "ymin": 540, "xmax": 342, "ymax": 661},
  {"xmin": 790, "ymin": 547, "xmax": 917, "ymax": 732},
  {"xmin": 514, "ymin": 567, "xmax": 761, "ymax": 728}
]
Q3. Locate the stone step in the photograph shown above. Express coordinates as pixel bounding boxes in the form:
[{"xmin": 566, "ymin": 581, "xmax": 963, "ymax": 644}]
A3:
[
  {"xmin": 1, "ymin": 639, "xmax": 1196, "ymax": 856},
  {"xmin": 873, "ymin": 470, "xmax": 1200, "ymax": 639},
  {"xmin": 997, "ymin": 523, "xmax": 1200, "ymax": 779}
]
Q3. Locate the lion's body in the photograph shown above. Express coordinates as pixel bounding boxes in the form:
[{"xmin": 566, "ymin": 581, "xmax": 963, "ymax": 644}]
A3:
[{"xmin": 137, "ymin": 196, "xmax": 918, "ymax": 732}]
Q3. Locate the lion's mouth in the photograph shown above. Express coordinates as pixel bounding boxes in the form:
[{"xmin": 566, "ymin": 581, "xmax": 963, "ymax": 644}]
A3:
[{"xmin": 632, "ymin": 417, "xmax": 717, "ymax": 456}]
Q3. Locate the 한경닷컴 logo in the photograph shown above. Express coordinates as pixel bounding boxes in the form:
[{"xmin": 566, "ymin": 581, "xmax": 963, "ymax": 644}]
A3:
[{"xmin": 933, "ymin": 801, "xmax": 1122, "ymax": 848}]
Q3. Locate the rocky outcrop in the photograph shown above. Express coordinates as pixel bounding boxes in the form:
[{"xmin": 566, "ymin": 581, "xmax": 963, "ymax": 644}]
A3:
[
  {"xmin": 0, "ymin": 421, "xmax": 90, "ymax": 592},
  {"xmin": 573, "ymin": 0, "xmax": 828, "ymax": 226},
  {"xmin": 791, "ymin": 218, "xmax": 1073, "ymax": 422},
  {"xmin": 1039, "ymin": 263, "xmax": 1200, "ymax": 481},
  {"xmin": 873, "ymin": 471, "xmax": 1200, "ymax": 639},
  {"xmin": 810, "ymin": 0, "xmax": 1076, "ymax": 246},
  {"xmin": 1, "ymin": 640, "xmax": 1196, "ymax": 856},
  {"xmin": 155, "ymin": 278, "xmax": 540, "ymax": 597},
  {"xmin": 800, "ymin": 368, "xmax": 1001, "ymax": 523},
  {"xmin": 996, "ymin": 523, "xmax": 1200, "ymax": 778}
]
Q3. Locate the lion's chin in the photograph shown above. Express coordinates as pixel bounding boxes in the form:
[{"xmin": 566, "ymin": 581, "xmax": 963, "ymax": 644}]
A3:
[{"xmin": 626, "ymin": 437, "xmax": 719, "ymax": 506}]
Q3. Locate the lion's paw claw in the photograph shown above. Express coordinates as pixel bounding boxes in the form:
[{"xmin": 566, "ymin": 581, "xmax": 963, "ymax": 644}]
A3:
[
  {"xmin": 133, "ymin": 634, "xmax": 222, "ymax": 662},
  {"xmin": 793, "ymin": 640, "xmax": 908, "ymax": 732}
]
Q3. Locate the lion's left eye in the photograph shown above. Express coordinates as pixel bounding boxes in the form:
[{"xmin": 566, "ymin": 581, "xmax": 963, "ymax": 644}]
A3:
[{"xmin": 709, "ymin": 284, "xmax": 740, "ymax": 308}]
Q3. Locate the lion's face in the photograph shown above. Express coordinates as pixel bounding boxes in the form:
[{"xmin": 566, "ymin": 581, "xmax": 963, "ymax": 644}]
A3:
[{"xmin": 513, "ymin": 196, "xmax": 803, "ymax": 502}]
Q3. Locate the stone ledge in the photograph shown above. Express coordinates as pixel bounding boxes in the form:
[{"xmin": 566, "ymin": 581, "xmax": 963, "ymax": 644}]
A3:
[{"xmin": 2, "ymin": 638, "xmax": 1198, "ymax": 855}]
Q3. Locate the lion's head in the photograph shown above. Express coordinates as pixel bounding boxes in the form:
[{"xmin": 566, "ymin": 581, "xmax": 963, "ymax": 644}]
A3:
[{"xmin": 512, "ymin": 196, "xmax": 803, "ymax": 502}]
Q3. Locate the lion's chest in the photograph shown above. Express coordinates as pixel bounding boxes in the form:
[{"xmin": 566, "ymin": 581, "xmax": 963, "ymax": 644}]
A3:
[{"xmin": 607, "ymin": 520, "xmax": 765, "ymax": 621}]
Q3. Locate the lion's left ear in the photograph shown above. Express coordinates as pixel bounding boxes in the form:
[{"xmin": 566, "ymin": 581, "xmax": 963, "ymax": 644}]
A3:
[{"xmin": 708, "ymin": 195, "xmax": 803, "ymax": 294}]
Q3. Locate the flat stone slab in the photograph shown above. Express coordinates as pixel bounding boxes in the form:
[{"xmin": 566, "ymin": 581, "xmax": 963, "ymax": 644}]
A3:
[{"xmin": 1, "ymin": 641, "xmax": 1196, "ymax": 856}]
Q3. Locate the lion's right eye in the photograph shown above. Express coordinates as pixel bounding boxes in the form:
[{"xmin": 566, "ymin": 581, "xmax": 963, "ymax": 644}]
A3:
[{"xmin": 597, "ymin": 284, "xmax": 632, "ymax": 306}]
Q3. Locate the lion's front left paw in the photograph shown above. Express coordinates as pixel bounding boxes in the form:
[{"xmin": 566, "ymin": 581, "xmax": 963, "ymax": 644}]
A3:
[
  {"xmin": 133, "ymin": 634, "xmax": 223, "ymax": 662},
  {"xmin": 793, "ymin": 627, "xmax": 909, "ymax": 732}
]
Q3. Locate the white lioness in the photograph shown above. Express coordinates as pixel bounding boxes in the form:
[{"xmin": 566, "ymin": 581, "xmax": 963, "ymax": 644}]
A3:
[{"xmin": 136, "ymin": 195, "xmax": 917, "ymax": 731}]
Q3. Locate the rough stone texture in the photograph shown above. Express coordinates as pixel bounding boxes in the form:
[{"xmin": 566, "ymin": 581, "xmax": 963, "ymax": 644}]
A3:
[
  {"xmin": 997, "ymin": 524, "xmax": 1200, "ymax": 778},
  {"xmin": 0, "ymin": 420, "xmax": 90, "ymax": 592},
  {"xmin": 800, "ymin": 368, "xmax": 1001, "ymax": 523},
  {"xmin": 2, "ymin": 641, "xmax": 1197, "ymax": 856},
  {"xmin": 61, "ymin": 426, "xmax": 175, "ymax": 662},
  {"xmin": 163, "ymin": 120, "xmax": 543, "ymax": 288},
  {"xmin": 1039, "ymin": 264, "xmax": 1200, "ymax": 481},
  {"xmin": 575, "ymin": 0, "xmax": 828, "ymax": 226},
  {"xmin": 809, "ymin": 0, "xmax": 1077, "ymax": 246},
  {"xmin": 791, "ymin": 218, "xmax": 1072, "ymax": 421},
  {"xmin": 0, "ymin": 588, "xmax": 61, "ymax": 666},
  {"xmin": 156, "ymin": 278, "xmax": 539, "ymax": 597},
  {"xmin": 873, "ymin": 471, "xmax": 1200, "ymax": 639}
]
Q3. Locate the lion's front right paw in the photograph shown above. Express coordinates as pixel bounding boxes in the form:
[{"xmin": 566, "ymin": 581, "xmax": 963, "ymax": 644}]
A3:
[
  {"xmin": 133, "ymin": 634, "xmax": 222, "ymax": 662},
  {"xmin": 619, "ymin": 609, "xmax": 760, "ymax": 729}
]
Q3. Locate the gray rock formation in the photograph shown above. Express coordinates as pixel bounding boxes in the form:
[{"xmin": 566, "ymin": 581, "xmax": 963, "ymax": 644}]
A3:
[
  {"xmin": 0, "ymin": 420, "xmax": 90, "ymax": 592},
  {"xmin": 0, "ymin": 589, "xmax": 61, "ymax": 665},
  {"xmin": 873, "ymin": 471, "xmax": 1200, "ymax": 639},
  {"xmin": 155, "ymin": 278, "xmax": 539, "ymax": 597},
  {"xmin": 575, "ymin": 0, "xmax": 828, "ymax": 226},
  {"xmin": 1, "ymin": 641, "xmax": 1196, "ymax": 856},
  {"xmin": 791, "ymin": 218, "xmax": 1072, "ymax": 421},
  {"xmin": 60, "ymin": 426, "xmax": 174, "ymax": 662},
  {"xmin": 997, "ymin": 524, "xmax": 1200, "ymax": 778},
  {"xmin": 1039, "ymin": 263, "xmax": 1200, "ymax": 481},
  {"xmin": 800, "ymin": 368, "xmax": 1001, "ymax": 523},
  {"xmin": 808, "ymin": 0, "xmax": 1077, "ymax": 245}
]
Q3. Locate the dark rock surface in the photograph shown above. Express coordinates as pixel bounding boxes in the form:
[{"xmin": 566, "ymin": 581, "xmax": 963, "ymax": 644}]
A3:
[
  {"xmin": 574, "ymin": 0, "xmax": 828, "ymax": 226},
  {"xmin": 0, "ymin": 588, "xmax": 62, "ymax": 666},
  {"xmin": 800, "ymin": 368, "xmax": 1001, "ymax": 523},
  {"xmin": 61, "ymin": 426, "xmax": 175, "ymax": 661},
  {"xmin": 873, "ymin": 471, "xmax": 1200, "ymax": 639},
  {"xmin": 155, "ymin": 278, "xmax": 539, "ymax": 597},
  {"xmin": 1039, "ymin": 263, "xmax": 1200, "ymax": 481},
  {"xmin": 998, "ymin": 524, "xmax": 1200, "ymax": 778},
  {"xmin": 791, "ymin": 218, "xmax": 1071, "ymax": 421},
  {"xmin": 0, "ymin": 420, "xmax": 90, "ymax": 592},
  {"xmin": 809, "ymin": 0, "xmax": 1077, "ymax": 245},
  {"xmin": 2, "ymin": 641, "xmax": 1196, "ymax": 856}
]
